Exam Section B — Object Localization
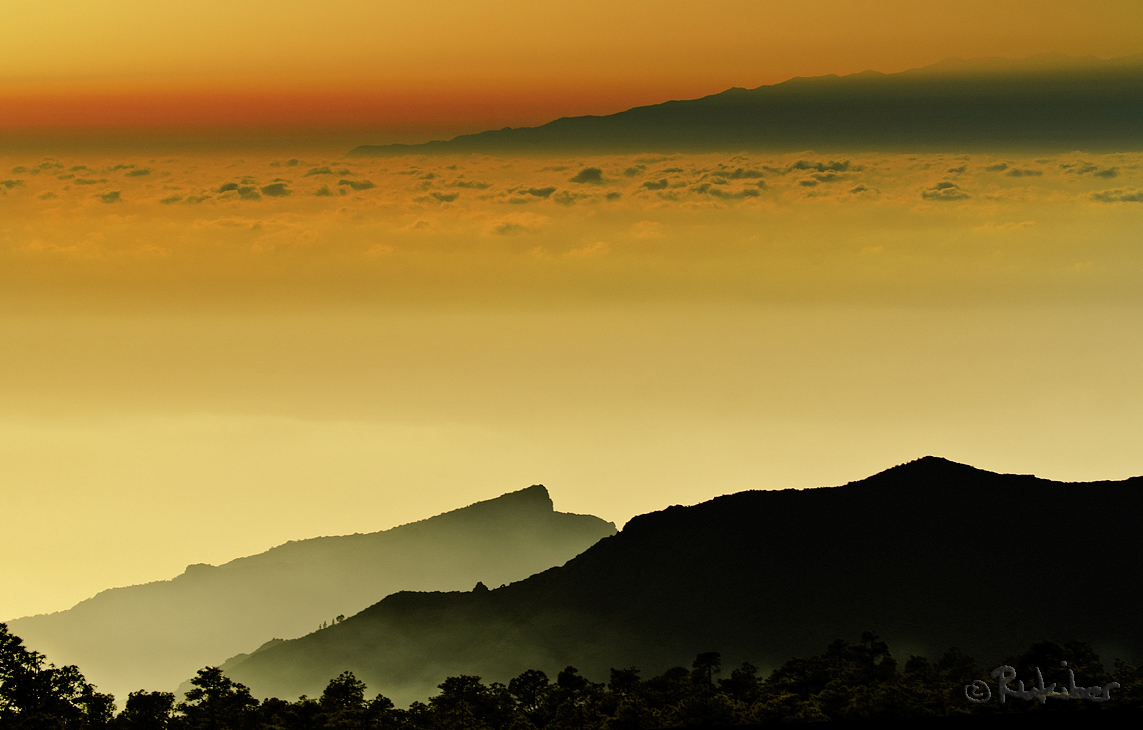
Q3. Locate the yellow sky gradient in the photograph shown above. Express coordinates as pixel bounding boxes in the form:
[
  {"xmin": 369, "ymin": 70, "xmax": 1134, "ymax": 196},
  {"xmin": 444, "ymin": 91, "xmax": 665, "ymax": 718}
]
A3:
[
  {"xmin": 3, "ymin": 1, "xmax": 1143, "ymax": 634},
  {"xmin": 2, "ymin": 1, "xmax": 1142, "ymax": 142},
  {"xmin": 2, "ymin": 148, "xmax": 1142, "ymax": 619}
]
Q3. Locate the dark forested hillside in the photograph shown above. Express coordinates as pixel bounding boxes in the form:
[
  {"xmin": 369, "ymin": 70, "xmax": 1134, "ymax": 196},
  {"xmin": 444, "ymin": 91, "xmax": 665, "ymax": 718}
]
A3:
[
  {"xmin": 349, "ymin": 55, "xmax": 1143, "ymax": 156},
  {"xmin": 10, "ymin": 486, "xmax": 616, "ymax": 700},
  {"xmin": 225, "ymin": 458, "xmax": 1143, "ymax": 705},
  {"xmin": 8, "ymin": 619, "xmax": 1143, "ymax": 729}
]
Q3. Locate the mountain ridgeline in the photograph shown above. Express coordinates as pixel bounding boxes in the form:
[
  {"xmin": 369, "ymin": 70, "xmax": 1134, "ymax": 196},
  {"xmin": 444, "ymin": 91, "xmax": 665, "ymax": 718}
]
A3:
[
  {"xmin": 349, "ymin": 55, "xmax": 1143, "ymax": 156},
  {"xmin": 223, "ymin": 457, "xmax": 1143, "ymax": 706},
  {"xmin": 9, "ymin": 486, "xmax": 616, "ymax": 701}
]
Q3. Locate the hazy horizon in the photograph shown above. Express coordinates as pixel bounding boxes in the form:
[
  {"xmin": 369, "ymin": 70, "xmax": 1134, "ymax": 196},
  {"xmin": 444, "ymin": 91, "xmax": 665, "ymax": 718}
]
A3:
[
  {"xmin": 4, "ymin": 145, "xmax": 1142, "ymax": 622},
  {"xmin": 2, "ymin": 51, "xmax": 1142, "ymax": 155},
  {"xmin": 3, "ymin": 1, "xmax": 1143, "ymax": 636}
]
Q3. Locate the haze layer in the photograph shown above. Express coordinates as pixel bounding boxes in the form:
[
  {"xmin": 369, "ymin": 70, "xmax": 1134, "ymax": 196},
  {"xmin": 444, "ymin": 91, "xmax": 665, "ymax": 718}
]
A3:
[{"xmin": 3, "ymin": 148, "xmax": 1142, "ymax": 620}]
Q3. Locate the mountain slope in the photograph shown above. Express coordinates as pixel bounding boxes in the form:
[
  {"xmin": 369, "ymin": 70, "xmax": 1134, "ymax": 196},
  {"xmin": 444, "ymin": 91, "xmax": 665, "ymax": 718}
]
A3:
[
  {"xmin": 225, "ymin": 457, "xmax": 1143, "ymax": 705},
  {"xmin": 10, "ymin": 486, "xmax": 615, "ymax": 699},
  {"xmin": 349, "ymin": 55, "xmax": 1143, "ymax": 156}
]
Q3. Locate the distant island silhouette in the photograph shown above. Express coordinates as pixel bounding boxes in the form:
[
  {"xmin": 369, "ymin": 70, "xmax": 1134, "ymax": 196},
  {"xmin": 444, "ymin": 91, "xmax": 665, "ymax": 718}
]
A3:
[
  {"xmin": 4, "ymin": 456, "xmax": 1143, "ymax": 728},
  {"xmin": 218, "ymin": 457, "xmax": 1143, "ymax": 706},
  {"xmin": 349, "ymin": 55, "xmax": 1143, "ymax": 156},
  {"xmin": 9, "ymin": 486, "xmax": 615, "ymax": 701}
]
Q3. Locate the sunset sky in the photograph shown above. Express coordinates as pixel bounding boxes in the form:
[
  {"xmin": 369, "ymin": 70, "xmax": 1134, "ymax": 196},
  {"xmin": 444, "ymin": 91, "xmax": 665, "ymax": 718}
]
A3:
[
  {"xmin": 2, "ymin": 2, "xmax": 1143, "ymax": 623},
  {"xmin": 2, "ymin": 1, "xmax": 1142, "ymax": 144}
]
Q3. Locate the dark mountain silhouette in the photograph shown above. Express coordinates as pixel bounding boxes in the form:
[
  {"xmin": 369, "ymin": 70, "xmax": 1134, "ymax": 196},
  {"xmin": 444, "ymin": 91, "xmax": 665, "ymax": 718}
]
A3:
[
  {"xmin": 349, "ymin": 54, "xmax": 1143, "ymax": 156},
  {"xmin": 10, "ymin": 486, "xmax": 615, "ymax": 700},
  {"xmin": 223, "ymin": 457, "xmax": 1143, "ymax": 706}
]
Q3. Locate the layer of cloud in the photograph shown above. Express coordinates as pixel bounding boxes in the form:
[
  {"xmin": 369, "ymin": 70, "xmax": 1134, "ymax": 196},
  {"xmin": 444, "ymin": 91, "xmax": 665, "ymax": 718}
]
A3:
[
  {"xmin": 339, "ymin": 179, "xmax": 375, "ymax": 191},
  {"xmin": 1091, "ymin": 188, "xmax": 1143, "ymax": 203},
  {"xmin": 2, "ymin": 151, "xmax": 1136, "ymax": 246},
  {"xmin": 569, "ymin": 167, "xmax": 605, "ymax": 184},
  {"xmin": 788, "ymin": 160, "xmax": 852, "ymax": 173},
  {"xmin": 260, "ymin": 183, "xmax": 292, "ymax": 197},
  {"xmin": 921, "ymin": 181, "xmax": 969, "ymax": 201}
]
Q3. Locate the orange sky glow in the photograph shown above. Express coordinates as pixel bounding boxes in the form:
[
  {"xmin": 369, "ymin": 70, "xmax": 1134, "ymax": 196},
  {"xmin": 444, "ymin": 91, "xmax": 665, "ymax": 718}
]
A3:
[
  {"xmin": 3, "ymin": 0, "xmax": 1143, "ymax": 623},
  {"xmin": 2, "ymin": 0, "xmax": 1142, "ymax": 144}
]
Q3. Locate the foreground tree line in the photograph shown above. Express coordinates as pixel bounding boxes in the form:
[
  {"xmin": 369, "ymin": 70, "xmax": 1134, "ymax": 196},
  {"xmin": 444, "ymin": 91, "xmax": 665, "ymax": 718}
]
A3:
[{"xmin": 5, "ymin": 623, "xmax": 1143, "ymax": 729}]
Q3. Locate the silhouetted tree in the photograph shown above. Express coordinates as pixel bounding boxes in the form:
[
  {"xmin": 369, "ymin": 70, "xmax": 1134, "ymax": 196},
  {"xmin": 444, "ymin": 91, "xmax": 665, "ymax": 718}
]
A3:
[
  {"xmin": 252, "ymin": 696, "xmax": 293, "ymax": 730},
  {"xmin": 508, "ymin": 669, "xmax": 549, "ymax": 718},
  {"xmin": 0, "ymin": 622, "xmax": 113, "ymax": 730},
  {"xmin": 759, "ymin": 631, "xmax": 898, "ymax": 722},
  {"xmin": 429, "ymin": 675, "xmax": 514, "ymax": 730},
  {"xmin": 15, "ymin": 623, "xmax": 1143, "ymax": 729},
  {"xmin": 317, "ymin": 671, "xmax": 369, "ymax": 728},
  {"xmin": 604, "ymin": 668, "xmax": 642, "ymax": 730},
  {"xmin": 177, "ymin": 667, "xmax": 257, "ymax": 730},
  {"xmin": 321, "ymin": 671, "xmax": 367, "ymax": 713},
  {"xmin": 639, "ymin": 666, "xmax": 690, "ymax": 716},
  {"xmin": 1113, "ymin": 658, "xmax": 1143, "ymax": 708},
  {"xmin": 718, "ymin": 662, "xmax": 760, "ymax": 704},
  {"xmin": 690, "ymin": 652, "xmax": 721, "ymax": 688},
  {"xmin": 554, "ymin": 667, "xmax": 587, "ymax": 694},
  {"xmin": 116, "ymin": 690, "xmax": 175, "ymax": 729},
  {"xmin": 402, "ymin": 700, "xmax": 433, "ymax": 730},
  {"xmin": 365, "ymin": 693, "xmax": 399, "ymax": 730}
]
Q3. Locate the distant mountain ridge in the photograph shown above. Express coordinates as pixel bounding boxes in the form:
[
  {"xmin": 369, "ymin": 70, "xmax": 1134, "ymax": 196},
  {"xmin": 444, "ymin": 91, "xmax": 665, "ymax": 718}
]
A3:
[
  {"xmin": 349, "ymin": 54, "xmax": 1143, "ymax": 156},
  {"xmin": 10, "ymin": 485, "xmax": 616, "ymax": 700},
  {"xmin": 223, "ymin": 457, "xmax": 1143, "ymax": 706}
]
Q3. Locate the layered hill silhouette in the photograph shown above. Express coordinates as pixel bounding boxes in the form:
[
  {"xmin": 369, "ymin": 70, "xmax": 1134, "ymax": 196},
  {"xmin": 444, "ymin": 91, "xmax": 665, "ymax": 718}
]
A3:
[
  {"xmin": 223, "ymin": 457, "xmax": 1143, "ymax": 705},
  {"xmin": 349, "ymin": 54, "xmax": 1143, "ymax": 156},
  {"xmin": 10, "ymin": 485, "xmax": 615, "ymax": 701}
]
